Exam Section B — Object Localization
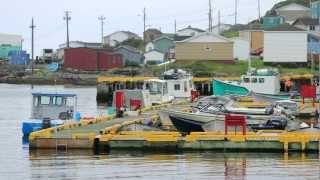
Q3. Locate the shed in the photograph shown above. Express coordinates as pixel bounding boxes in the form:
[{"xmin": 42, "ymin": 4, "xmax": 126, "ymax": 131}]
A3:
[
  {"xmin": 230, "ymin": 37, "xmax": 250, "ymax": 60},
  {"xmin": 144, "ymin": 50, "xmax": 165, "ymax": 65},
  {"xmin": 115, "ymin": 45, "xmax": 143, "ymax": 66},
  {"xmin": 64, "ymin": 48, "xmax": 124, "ymax": 71},
  {"xmin": 175, "ymin": 32, "xmax": 234, "ymax": 63},
  {"xmin": 264, "ymin": 24, "xmax": 308, "ymax": 63},
  {"xmin": 239, "ymin": 24, "xmax": 264, "ymax": 52}
]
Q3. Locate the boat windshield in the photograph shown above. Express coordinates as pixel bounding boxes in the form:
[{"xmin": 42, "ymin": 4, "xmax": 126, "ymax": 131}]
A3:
[{"xmin": 148, "ymin": 82, "xmax": 163, "ymax": 94}]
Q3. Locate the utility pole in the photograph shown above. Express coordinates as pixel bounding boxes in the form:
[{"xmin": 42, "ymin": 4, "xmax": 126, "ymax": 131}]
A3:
[
  {"xmin": 30, "ymin": 18, "xmax": 35, "ymax": 75},
  {"xmin": 98, "ymin": 15, "xmax": 106, "ymax": 45},
  {"xmin": 174, "ymin": 19, "xmax": 177, "ymax": 33},
  {"xmin": 235, "ymin": 0, "xmax": 238, "ymax": 25},
  {"xmin": 258, "ymin": 0, "xmax": 261, "ymax": 21},
  {"xmin": 218, "ymin": 10, "xmax": 221, "ymax": 34},
  {"xmin": 208, "ymin": 0, "xmax": 213, "ymax": 32},
  {"xmin": 143, "ymin": 7, "xmax": 146, "ymax": 45},
  {"xmin": 63, "ymin": 11, "xmax": 71, "ymax": 48}
]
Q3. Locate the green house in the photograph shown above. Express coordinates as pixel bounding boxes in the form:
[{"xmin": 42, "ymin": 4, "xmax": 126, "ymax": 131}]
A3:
[
  {"xmin": 146, "ymin": 36, "xmax": 175, "ymax": 54},
  {"xmin": 262, "ymin": 16, "xmax": 285, "ymax": 29},
  {"xmin": 0, "ymin": 45, "xmax": 21, "ymax": 59}
]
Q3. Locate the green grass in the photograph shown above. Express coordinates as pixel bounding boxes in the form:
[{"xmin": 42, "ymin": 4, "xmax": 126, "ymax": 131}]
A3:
[
  {"xmin": 222, "ymin": 31, "xmax": 239, "ymax": 38},
  {"xmin": 149, "ymin": 60, "xmax": 312, "ymax": 77}
]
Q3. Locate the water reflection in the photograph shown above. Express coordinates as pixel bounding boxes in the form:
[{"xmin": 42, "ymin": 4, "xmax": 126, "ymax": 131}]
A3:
[{"xmin": 27, "ymin": 149, "xmax": 320, "ymax": 179}]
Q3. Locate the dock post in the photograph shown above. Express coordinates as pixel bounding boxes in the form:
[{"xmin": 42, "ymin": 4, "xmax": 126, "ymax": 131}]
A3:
[{"xmin": 284, "ymin": 142, "xmax": 288, "ymax": 153}]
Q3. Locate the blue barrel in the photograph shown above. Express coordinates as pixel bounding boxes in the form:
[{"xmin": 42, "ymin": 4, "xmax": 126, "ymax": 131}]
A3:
[{"xmin": 74, "ymin": 112, "xmax": 81, "ymax": 121}]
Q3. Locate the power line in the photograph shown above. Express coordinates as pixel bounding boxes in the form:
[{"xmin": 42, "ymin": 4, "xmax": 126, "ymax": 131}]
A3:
[
  {"xmin": 235, "ymin": 0, "xmax": 238, "ymax": 25},
  {"xmin": 63, "ymin": 11, "xmax": 71, "ymax": 48},
  {"xmin": 143, "ymin": 7, "xmax": 146, "ymax": 46},
  {"xmin": 98, "ymin": 15, "xmax": 106, "ymax": 45},
  {"xmin": 208, "ymin": 0, "xmax": 213, "ymax": 32}
]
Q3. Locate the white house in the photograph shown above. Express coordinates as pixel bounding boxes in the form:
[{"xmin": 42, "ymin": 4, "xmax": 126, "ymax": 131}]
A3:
[
  {"xmin": 104, "ymin": 31, "xmax": 141, "ymax": 47},
  {"xmin": 145, "ymin": 42, "xmax": 154, "ymax": 52},
  {"xmin": 176, "ymin": 25, "xmax": 205, "ymax": 36},
  {"xmin": 230, "ymin": 37, "xmax": 250, "ymax": 60},
  {"xmin": 0, "ymin": 33, "xmax": 22, "ymax": 46},
  {"xmin": 292, "ymin": 17, "xmax": 320, "ymax": 31},
  {"xmin": 274, "ymin": 3, "xmax": 311, "ymax": 24},
  {"xmin": 144, "ymin": 50, "xmax": 165, "ymax": 64},
  {"xmin": 264, "ymin": 24, "xmax": 308, "ymax": 63},
  {"xmin": 211, "ymin": 24, "xmax": 232, "ymax": 35}
]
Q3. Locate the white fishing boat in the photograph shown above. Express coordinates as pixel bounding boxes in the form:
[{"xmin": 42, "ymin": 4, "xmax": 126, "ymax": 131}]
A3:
[{"xmin": 22, "ymin": 92, "xmax": 78, "ymax": 136}]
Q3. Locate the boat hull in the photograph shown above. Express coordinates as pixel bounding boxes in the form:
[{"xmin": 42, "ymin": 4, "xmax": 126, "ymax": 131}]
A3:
[{"xmin": 22, "ymin": 119, "xmax": 64, "ymax": 136}]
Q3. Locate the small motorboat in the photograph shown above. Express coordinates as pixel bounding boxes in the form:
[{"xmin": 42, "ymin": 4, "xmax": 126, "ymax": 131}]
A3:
[
  {"xmin": 22, "ymin": 92, "xmax": 78, "ymax": 136},
  {"xmin": 249, "ymin": 117, "xmax": 288, "ymax": 131}
]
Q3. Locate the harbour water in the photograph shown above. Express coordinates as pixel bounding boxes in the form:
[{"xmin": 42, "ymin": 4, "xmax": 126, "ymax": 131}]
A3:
[{"xmin": 0, "ymin": 83, "xmax": 319, "ymax": 179}]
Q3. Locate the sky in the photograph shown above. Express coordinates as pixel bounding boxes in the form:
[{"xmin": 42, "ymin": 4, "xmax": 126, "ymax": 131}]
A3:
[{"xmin": 0, "ymin": 0, "xmax": 283, "ymax": 56}]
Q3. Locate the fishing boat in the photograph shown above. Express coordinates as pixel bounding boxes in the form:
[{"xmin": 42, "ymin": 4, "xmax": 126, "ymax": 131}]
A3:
[
  {"xmin": 22, "ymin": 92, "xmax": 78, "ymax": 136},
  {"xmin": 213, "ymin": 68, "xmax": 298, "ymax": 100}
]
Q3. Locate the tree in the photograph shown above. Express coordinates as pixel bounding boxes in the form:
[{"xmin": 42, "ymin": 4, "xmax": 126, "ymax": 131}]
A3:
[{"xmin": 116, "ymin": 38, "xmax": 144, "ymax": 51}]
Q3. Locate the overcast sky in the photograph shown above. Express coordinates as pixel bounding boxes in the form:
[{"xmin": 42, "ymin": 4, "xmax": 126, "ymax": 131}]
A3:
[{"xmin": 1, "ymin": 0, "xmax": 283, "ymax": 55}]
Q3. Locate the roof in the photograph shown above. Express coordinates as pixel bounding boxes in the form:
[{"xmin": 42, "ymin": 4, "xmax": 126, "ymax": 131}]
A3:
[
  {"xmin": 292, "ymin": 17, "xmax": 319, "ymax": 26},
  {"xmin": 32, "ymin": 92, "xmax": 77, "ymax": 97},
  {"xmin": 265, "ymin": 23, "xmax": 306, "ymax": 31},
  {"xmin": 161, "ymin": 34, "xmax": 192, "ymax": 41},
  {"xmin": 115, "ymin": 45, "xmax": 140, "ymax": 54},
  {"xmin": 240, "ymin": 23, "xmax": 264, "ymax": 31},
  {"xmin": 105, "ymin": 31, "xmax": 140, "ymax": 38},
  {"xmin": 177, "ymin": 25, "xmax": 205, "ymax": 33},
  {"xmin": 179, "ymin": 32, "xmax": 233, "ymax": 43}
]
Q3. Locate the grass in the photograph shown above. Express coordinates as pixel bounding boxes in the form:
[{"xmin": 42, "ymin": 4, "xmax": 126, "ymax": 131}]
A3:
[{"xmin": 149, "ymin": 60, "xmax": 312, "ymax": 77}]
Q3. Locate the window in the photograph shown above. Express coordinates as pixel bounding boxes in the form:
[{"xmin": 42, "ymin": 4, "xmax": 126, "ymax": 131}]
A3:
[
  {"xmin": 243, "ymin": 78, "xmax": 250, "ymax": 83},
  {"xmin": 40, "ymin": 96, "xmax": 50, "ymax": 105},
  {"xmin": 259, "ymin": 78, "xmax": 265, "ymax": 83},
  {"xmin": 251, "ymin": 78, "xmax": 257, "ymax": 83},
  {"xmin": 53, "ymin": 96, "xmax": 63, "ymax": 106},
  {"xmin": 189, "ymin": 80, "xmax": 193, "ymax": 88},
  {"xmin": 174, "ymin": 84, "xmax": 181, "ymax": 91},
  {"xmin": 310, "ymin": 25, "xmax": 316, "ymax": 31},
  {"xmin": 33, "ymin": 97, "xmax": 39, "ymax": 107}
]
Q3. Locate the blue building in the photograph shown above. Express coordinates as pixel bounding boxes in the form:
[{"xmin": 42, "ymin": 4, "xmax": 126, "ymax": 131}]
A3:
[{"xmin": 8, "ymin": 50, "xmax": 30, "ymax": 65}]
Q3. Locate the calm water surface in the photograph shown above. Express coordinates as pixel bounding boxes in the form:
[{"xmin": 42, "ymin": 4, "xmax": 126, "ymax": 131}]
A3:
[{"xmin": 0, "ymin": 83, "xmax": 319, "ymax": 180}]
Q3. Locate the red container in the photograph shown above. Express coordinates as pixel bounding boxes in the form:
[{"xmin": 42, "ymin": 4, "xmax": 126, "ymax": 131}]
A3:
[
  {"xmin": 98, "ymin": 52, "xmax": 124, "ymax": 71},
  {"xmin": 64, "ymin": 48, "xmax": 98, "ymax": 71},
  {"xmin": 64, "ymin": 48, "xmax": 124, "ymax": 71}
]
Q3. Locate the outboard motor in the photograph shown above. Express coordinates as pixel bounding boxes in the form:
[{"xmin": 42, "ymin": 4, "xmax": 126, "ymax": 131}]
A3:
[
  {"xmin": 265, "ymin": 106, "xmax": 274, "ymax": 115},
  {"xmin": 42, "ymin": 118, "xmax": 51, "ymax": 129}
]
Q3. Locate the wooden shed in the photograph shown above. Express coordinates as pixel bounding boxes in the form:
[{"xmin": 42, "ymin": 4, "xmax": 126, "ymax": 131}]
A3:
[{"xmin": 175, "ymin": 32, "xmax": 234, "ymax": 63}]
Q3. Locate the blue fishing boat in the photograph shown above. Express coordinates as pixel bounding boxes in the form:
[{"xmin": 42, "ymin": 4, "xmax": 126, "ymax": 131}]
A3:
[{"xmin": 22, "ymin": 92, "xmax": 78, "ymax": 136}]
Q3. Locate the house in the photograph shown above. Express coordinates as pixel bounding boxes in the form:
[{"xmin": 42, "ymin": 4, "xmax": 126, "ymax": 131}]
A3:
[
  {"xmin": 57, "ymin": 41, "xmax": 102, "ymax": 60},
  {"xmin": 103, "ymin": 31, "xmax": 141, "ymax": 47},
  {"xmin": 311, "ymin": 1, "xmax": 320, "ymax": 18},
  {"xmin": 144, "ymin": 50, "xmax": 165, "ymax": 65},
  {"xmin": 145, "ymin": 36, "xmax": 175, "ymax": 54},
  {"xmin": 144, "ymin": 28, "xmax": 163, "ymax": 44},
  {"xmin": 262, "ymin": 16, "xmax": 285, "ymax": 29},
  {"xmin": 264, "ymin": 24, "xmax": 307, "ymax": 64},
  {"xmin": 114, "ymin": 45, "xmax": 143, "ymax": 66},
  {"xmin": 64, "ymin": 48, "xmax": 124, "ymax": 71},
  {"xmin": 211, "ymin": 24, "xmax": 232, "ymax": 34},
  {"xmin": 0, "ymin": 33, "xmax": 22, "ymax": 59},
  {"xmin": 175, "ymin": 32, "xmax": 234, "ymax": 63},
  {"xmin": 230, "ymin": 37, "xmax": 250, "ymax": 60},
  {"xmin": 274, "ymin": 3, "xmax": 311, "ymax": 24},
  {"xmin": 292, "ymin": 17, "xmax": 320, "ymax": 31},
  {"xmin": 176, "ymin": 25, "xmax": 205, "ymax": 36},
  {"xmin": 239, "ymin": 24, "xmax": 264, "ymax": 52}
]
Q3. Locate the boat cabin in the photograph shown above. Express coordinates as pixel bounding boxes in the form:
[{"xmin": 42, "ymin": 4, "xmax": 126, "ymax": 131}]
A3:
[
  {"xmin": 144, "ymin": 79, "xmax": 174, "ymax": 104},
  {"xmin": 31, "ymin": 93, "xmax": 77, "ymax": 120},
  {"xmin": 163, "ymin": 69, "xmax": 194, "ymax": 98},
  {"xmin": 240, "ymin": 69, "xmax": 281, "ymax": 95}
]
